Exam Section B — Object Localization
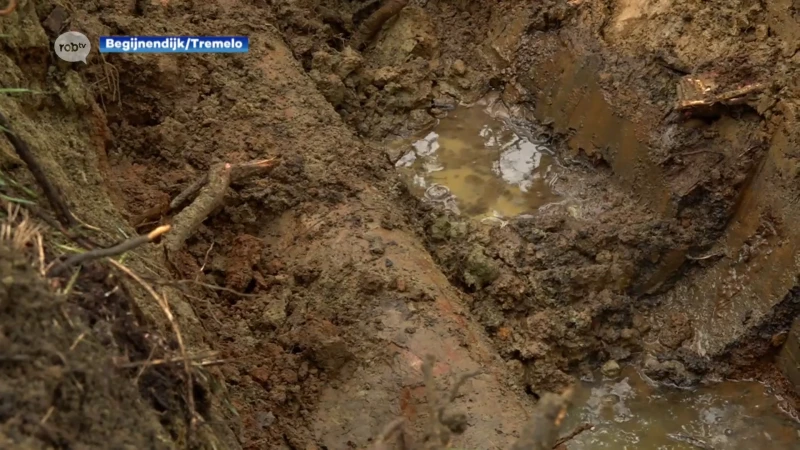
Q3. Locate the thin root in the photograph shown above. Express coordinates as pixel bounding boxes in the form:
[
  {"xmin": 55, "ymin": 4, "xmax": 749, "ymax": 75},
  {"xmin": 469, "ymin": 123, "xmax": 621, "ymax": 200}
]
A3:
[
  {"xmin": 47, "ymin": 225, "xmax": 171, "ymax": 277},
  {"xmin": 108, "ymin": 259, "xmax": 197, "ymax": 431},
  {"xmin": 0, "ymin": 0, "xmax": 17, "ymax": 16},
  {"xmin": 0, "ymin": 111, "xmax": 76, "ymax": 227}
]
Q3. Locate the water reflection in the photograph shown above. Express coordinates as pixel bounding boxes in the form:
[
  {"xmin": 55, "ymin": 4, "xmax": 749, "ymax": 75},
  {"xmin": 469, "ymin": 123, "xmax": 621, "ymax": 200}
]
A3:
[
  {"xmin": 392, "ymin": 99, "xmax": 561, "ymax": 219},
  {"xmin": 564, "ymin": 368, "xmax": 800, "ymax": 449}
]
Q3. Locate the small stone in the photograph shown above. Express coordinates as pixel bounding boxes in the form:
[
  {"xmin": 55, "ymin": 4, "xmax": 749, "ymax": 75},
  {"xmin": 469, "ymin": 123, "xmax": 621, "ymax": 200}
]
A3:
[
  {"xmin": 44, "ymin": 8, "xmax": 69, "ymax": 35},
  {"xmin": 771, "ymin": 331, "xmax": 788, "ymax": 347},
  {"xmin": 257, "ymin": 411, "xmax": 276, "ymax": 429},
  {"xmin": 405, "ymin": 327, "xmax": 416, "ymax": 334},
  {"xmin": 368, "ymin": 236, "xmax": 385, "ymax": 255},
  {"xmin": 755, "ymin": 24, "xmax": 769, "ymax": 41},
  {"xmin": 452, "ymin": 59, "xmax": 467, "ymax": 76},
  {"xmin": 601, "ymin": 360, "xmax": 621, "ymax": 378},
  {"xmin": 643, "ymin": 354, "xmax": 660, "ymax": 371},
  {"xmin": 336, "ymin": 46, "xmax": 364, "ymax": 78},
  {"xmin": 608, "ymin": 346, "xmax": 631, "ymax": 361},
  {"xmin": 372, "ymin": 67, "xmax": 399, "ymax": 87},
  {"xmin": 384, "ymin": 258, "xmax": 394, "ymax": 268},
  {"xmin": 260, "ymin": 294, "xmax": 287, "ymax": 329},
  {"xmin": 249, "ymin": 367, "xmax": 271, "ymax": 387}
]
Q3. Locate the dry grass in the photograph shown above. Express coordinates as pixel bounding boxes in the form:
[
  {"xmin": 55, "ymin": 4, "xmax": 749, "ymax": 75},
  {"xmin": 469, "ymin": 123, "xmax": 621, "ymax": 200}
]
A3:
[
  {"xmin": 0, "ymin": 195, "xmax": 201, "ymax": 434},
  {"xmin": 0, "ymin": 202, "xmax": 43, "ymax": 254}
]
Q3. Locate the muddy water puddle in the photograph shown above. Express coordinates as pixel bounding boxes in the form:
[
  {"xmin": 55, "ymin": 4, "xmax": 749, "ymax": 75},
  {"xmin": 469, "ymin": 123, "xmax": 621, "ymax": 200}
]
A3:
[
  {"xmin": 564, "ymin": 368, "xmax": 800, "ymax": 449},
  {"xmin": 392, "ymin": 97, "xmax": 562, "ymax": 220}
]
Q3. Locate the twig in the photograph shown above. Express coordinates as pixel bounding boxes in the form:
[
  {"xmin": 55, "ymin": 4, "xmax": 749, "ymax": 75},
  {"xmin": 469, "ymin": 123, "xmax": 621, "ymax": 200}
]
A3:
[
  {"xmin": 667, "ymin": 433, "xmax": 714, "ymax": 449},
  {"xmin": 552, "ymin": 422, "xmax": 592, "ymax": 448},
  {"xmin": 0, "ymin": 0, "xmax": 17, "ymax": 16},
  {"xmin": 676, "ymin": 82, "xmax": 765, "ymax": 111},
  {"xmin": 197, "ymin": 242, "xmax": 214, "ymax": 279},
  {"xmin": 370, "ymin": 418, "xmax": 405, "ymax": 450},
  {"xmin": 420, "ymin": 355, "xmax": 480, "ymax": 449},
  {"xmin": 0, "ymin": 111, "xmax": 76, "ymax": 227},
  {"xmin": 134, "ymin": 345, "xmax": 158, "ymax": 386},
  {"xmin": 116, "ymin": 351, "xmax": 220, "ymax": 369},
  {"xmin": 659, "ymin": 149, "xmax": 725, "ymax": 166},
  {"xmin": 686, "ymin": 250, "xmax": 725, "ymax": 261},
  {"xmin": 47, "ymin": 225, "xmax": 171, "ymax": 277},
  {"xmin": 108, "ymin": 259, "xmax": 196, "ymax": 431},
  {"xmin": 351, "ymin": 0, "xmax": 408, "ymax": 50},
  {"xmin": 170, "ymin": 174, "xmax": 209, "ymax": 211},
  {"xmin": 445, "ymin": 370, "xmax": 481, "ymax": 404}
]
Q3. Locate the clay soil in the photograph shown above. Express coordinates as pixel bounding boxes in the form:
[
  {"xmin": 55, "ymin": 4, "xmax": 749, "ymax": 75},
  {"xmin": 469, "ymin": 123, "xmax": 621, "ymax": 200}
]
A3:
[{"xmin": 1, "ymin": 0, "xmax": 799, "ymax": 449}]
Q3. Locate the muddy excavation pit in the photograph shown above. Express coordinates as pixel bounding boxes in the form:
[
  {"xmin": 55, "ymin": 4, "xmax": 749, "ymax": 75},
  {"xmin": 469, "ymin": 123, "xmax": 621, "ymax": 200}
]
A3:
[{"xmin": 1, "ymin": 0, "xmax": 800, "ymax": 449}]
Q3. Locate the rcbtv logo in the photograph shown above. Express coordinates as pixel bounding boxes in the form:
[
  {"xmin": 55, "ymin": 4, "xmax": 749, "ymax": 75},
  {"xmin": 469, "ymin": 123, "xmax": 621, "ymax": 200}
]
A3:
[
  {"xmin": 54, "ymin": 31, "xmax": 91, "ymax": 63},
  {"xmin": 58, "ymin": 42, "xmax": 88, "ymax": 53}
]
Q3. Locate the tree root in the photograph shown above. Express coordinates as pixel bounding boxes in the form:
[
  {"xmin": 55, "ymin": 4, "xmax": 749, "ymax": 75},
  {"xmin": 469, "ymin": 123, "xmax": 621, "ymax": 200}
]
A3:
[
  {"xmin": 0, "ymin": 111, "xmax": 76, "ymax": 227},
  {"xmin": 351, "ymin": 0, "xmax": 408, "ymax": 50},
  {"xmin": 134, "ymin": 157, "xmax": 280, "ymax": 227},
  {"xmin": 163, "ymin": 163, "xmax": 231, "ymax": 255}
]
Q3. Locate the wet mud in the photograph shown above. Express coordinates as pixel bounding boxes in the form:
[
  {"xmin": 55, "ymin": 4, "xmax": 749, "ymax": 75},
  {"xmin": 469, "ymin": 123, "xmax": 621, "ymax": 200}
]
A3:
[{"xmin": 1, "ymin": 0, "xmax": 800, "ymax": 448}]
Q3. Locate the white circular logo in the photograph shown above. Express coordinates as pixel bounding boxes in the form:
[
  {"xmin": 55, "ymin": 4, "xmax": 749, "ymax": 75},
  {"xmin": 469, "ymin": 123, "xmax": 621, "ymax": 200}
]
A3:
[{"xmin": 54, "ymin": 31, "xmax": 91, "ymax": 63}]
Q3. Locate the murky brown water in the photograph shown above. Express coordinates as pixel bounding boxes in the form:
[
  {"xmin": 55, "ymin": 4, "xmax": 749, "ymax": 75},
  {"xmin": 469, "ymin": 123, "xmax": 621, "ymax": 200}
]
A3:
[
  {"xmin": 392, "ymin": 96, "xmax": 561, "ymax": 220},
  {"xmin": 564, "ymin": 368, "xmax": 800, "ymax": 449}
]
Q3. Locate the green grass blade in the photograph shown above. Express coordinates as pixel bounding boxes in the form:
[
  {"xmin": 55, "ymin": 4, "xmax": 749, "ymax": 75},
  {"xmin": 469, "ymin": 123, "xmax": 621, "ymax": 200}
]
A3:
[
  {"xmin": 0, "ymin": 88, "xmax": 43, "ymax": 94},
  {"xmin": 0, "ymin": 193, "xmax": 35, "ymax": 205}
]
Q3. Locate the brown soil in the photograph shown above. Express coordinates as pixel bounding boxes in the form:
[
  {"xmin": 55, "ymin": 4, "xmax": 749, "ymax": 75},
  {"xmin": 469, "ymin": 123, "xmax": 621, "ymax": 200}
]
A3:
[{"xmin": 1, "ymin": 0, "xmax": 800, "ymax": 449}]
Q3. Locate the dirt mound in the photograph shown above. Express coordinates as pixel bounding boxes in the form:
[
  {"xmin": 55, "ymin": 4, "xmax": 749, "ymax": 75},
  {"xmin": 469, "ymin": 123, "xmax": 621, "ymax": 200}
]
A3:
[{"xmin": 0, "ymin": 212, "xmax": 181, "ymax": 448}]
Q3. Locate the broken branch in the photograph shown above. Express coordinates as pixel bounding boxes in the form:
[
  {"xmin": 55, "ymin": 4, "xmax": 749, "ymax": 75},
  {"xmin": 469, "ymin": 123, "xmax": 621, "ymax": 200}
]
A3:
[
  {"xmin": 47, "ymin": 225, "xmax": 171, "ymax": 276},
  {"xmin": 172, "ymin": 158, "xmax": 280, "ymax": 211},
  {"xmin": 0, "ymin": 111, "xmax": 76, "ymax": 227},
  {"xmin": 552, "ymin": 422, "xmax": 592, "ymax": 448},
  {"xmin": 136, "ymin": 158, "xmax": 280, "ymax": 226},
  {"xmin": 164, "ymin": 163, "xmax": 231, "ymax": 254}
]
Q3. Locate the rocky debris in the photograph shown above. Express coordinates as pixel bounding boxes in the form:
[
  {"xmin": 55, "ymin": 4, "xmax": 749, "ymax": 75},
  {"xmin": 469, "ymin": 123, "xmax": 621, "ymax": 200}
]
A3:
[
  {"xmin": 429, "ymin": 216, "xmax": 468, "ymax": 241},
  {"xmin": 658, "ymin": 312, "xmax": 695, "ymax": 349},
  {"xmin": 643, "ymin": 355, "xmax": 699, "ymax": 387},
  {"xmin": 451, "ymin": 59, "xmax": 467, "ymax": 76},
  {"xmin": 601, "ymin": 360, "xmax": 621, "ymax": 378},
  {"xmin": 462, "ymin": 245, "xmax": 500, "ymax": 289}
]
